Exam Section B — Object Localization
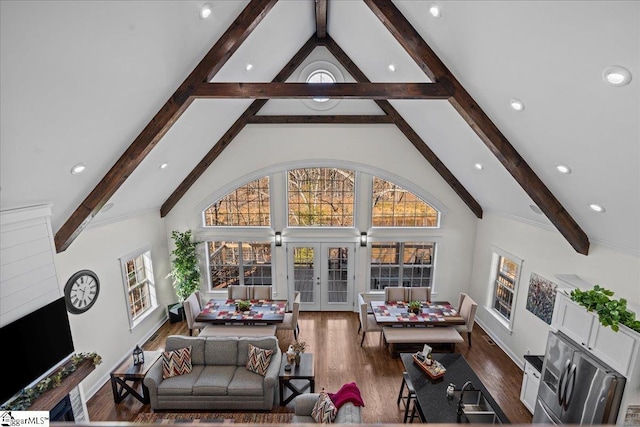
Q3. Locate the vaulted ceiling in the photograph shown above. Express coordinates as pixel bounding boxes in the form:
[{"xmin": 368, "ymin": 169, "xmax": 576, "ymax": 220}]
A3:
[{"xmin": 1, "ymin": 1, "xmax": 638, "ymax": 256}]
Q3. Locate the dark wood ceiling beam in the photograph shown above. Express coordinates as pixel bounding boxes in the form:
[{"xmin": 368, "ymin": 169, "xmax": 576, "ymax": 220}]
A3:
[
  {"xmin": 248, "ymin": 115, "xmax": 394, "ymax": 124},
  {"xmin": 315, "ymin": 0, "xmax": 327, "ymax": 38},
  {"xmin": 192, "ymin": 82, "xmax": 450, "ymax": 99},
  {"xmin": 54, "ymin": 0, "xmax": 278, "ymax": 252},
  {"xmin": 364, "ymin": 0, "xmax": 589, "ymax": 255},
  {"xmin": 161, "ymin": 36, "xmax": 320, "ymax": 217},
  {"xmin": 323, "ymin": 36, "xmax": 483, "ymax": 219}
]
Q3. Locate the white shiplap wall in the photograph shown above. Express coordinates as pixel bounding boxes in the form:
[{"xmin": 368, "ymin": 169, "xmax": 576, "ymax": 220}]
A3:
[{"xmin": 0, "ymin": 204, "xmax": 61, "ymax": 326}]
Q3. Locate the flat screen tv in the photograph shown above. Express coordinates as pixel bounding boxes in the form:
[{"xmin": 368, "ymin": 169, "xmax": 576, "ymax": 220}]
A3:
[{"xmin": 0, "ymin": 297, "xmax": 75, "ymax": 405}]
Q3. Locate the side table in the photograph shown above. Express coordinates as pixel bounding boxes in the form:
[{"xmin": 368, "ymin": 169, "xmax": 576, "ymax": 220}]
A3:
[
  {"xmin": 279, "ymin": 352, "xmax": 315, "ymax": 406},
  {"xmin": 110, "ymin": 350, "xmax": 162, "ymax": 404}
]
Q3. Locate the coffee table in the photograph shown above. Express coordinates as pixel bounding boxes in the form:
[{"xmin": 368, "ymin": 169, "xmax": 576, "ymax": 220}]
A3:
[
  {"xmin": 279, "ymin": 352, "xmax": 315, "ymax": 406},
  {"xmin": 110, "ymin": 350, "xmax": 162, "ymax": 404}
]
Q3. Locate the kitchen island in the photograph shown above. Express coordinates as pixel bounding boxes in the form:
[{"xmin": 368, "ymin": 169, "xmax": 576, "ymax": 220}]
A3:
[{"xmin": 400, "ymin": 352, "xmax": 510, "ymax": 424}]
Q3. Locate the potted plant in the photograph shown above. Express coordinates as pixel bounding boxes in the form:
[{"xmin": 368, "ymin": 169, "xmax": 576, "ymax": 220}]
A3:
[
  {"xmin": 569, "ymin": 285, "xmax": 640, "ymax": 333},
  {"xmin": 167, "ymin": 230, "xmax": 201, "ymax": 315},
  {"xmin": 236, "ymin": 300, "xmax": 251, "ymax": 312},
  {"xmin": 408, "ymin": 300, "xmax": 422, "ymax": 315}
]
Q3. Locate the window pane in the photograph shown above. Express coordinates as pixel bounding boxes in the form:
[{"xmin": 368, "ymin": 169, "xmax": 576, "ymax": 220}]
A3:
[
  {"xmin": 372, "ymin": 177, "xmax": 438, "ymax": 227},
  {"xmin": 370, "ymin": 242, "xmax": 434, "ymax": 290},
  {"xmin": 493, "ymin": 255, "xmax": 518, "ymax": 321},
  {"xmin": 401, "ymin": 242, "xmax": 433, "ymax": 287},
  {"xmin": 327, "ymin": 247, "xmax": 349, "ymax": 303},
  {"xmin": 204, "ymin": 177, "xmax": 270, "ymax": 226},
  {"xmin": 287, "ymin": 168, "xmax": 354, "ymax": 227},
  {"xmin": 242, "ymin": 242, "xmax": 272, "ymax": 286},
  {"xmin": 122, "ymin": 250, "xmax": 155, "ymax": 323},
  {"xmin": 208, "ymin": 241, "xmax": 241, "ymax": 288},
  {"xmin": 208, "ymin": 241, "xmax": 272, "ymax": 288}
]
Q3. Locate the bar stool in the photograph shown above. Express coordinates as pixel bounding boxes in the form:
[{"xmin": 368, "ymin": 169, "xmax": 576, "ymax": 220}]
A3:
[{"xmin": 396, "ymin": 372, "xmax": 417, "ymax": 423}]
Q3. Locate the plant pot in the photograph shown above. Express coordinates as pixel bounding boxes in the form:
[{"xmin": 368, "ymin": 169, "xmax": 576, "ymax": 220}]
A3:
[
  {"xmin": 168, "ymin": 303, "xmax": 184, "ymax": 323},
  {"xmin": 294, "ymin": 352, "xmax": 301, "ymax": 366}
]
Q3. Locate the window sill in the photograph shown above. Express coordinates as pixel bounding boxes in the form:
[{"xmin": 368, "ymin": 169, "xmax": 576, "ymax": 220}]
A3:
[
  {"xmin": 130, "ymin": 305, "xmax": 162, "ymax": 331},
  {"xmin": 486, "ymin": 307, "xmax": 513, "ymax": 334}
]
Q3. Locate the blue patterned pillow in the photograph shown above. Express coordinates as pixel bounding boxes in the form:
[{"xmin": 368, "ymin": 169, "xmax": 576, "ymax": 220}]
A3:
[
  {"xmin": 312, "ymin": 391, "xmax": 337, "ymax": 423},
  {"xmin": 162, "ymin": 346, "xmax": 192, "ymax": 379},
  {"xmin": 246, "ymin": 343, "xmax": 273, "ymax": 376}
]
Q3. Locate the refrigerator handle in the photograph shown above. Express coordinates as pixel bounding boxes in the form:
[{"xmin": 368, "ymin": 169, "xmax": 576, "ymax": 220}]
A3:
[
  {"xmin": 557, "ymin": 359, "xmax": 571, "ymax": 406},
  {"xmin": 563, "ymin": 363, "xmax": 577, "ymax": 411}
]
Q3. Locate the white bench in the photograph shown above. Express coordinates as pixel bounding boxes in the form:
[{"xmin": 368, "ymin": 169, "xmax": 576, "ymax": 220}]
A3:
[
  {"xmin": 383, "ymin": 326, "xmax": 463, "ymax": 357},
  {"xmin": 198, "ymin": 324, "xmax": 277, "ymax": 337}
]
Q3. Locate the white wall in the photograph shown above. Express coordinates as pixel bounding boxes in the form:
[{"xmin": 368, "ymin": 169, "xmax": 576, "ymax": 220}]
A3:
[
  {"xmin": 53, "ymin": 211, "xmax": 174, "ymax": 399},
  {"xmin": 470, "ymin": 212, "xmax": 640, "ymax": 365}
]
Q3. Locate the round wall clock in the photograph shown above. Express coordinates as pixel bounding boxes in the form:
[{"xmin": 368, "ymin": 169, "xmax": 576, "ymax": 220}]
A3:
[{"xmin": 64, "ymin": 269, "xmax": 100, "ymax": 314}]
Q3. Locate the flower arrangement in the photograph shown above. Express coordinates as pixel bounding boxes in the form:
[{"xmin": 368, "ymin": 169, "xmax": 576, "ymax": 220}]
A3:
[
  {"xmin": 408, "ymin": 300, "xmax": 422, "ymax": 314},
  {"xmin": 291, "ymin": 340, "xmax": 307, "ymax": 353},
  {"xmin": 236, "ymin": 300, "xmax": 251, "ymax": 312}
]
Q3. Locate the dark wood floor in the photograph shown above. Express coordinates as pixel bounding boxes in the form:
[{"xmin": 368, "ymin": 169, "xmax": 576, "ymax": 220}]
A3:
[{"xmin": 87, "ymin": 311, "xmax": 533, "ymax": 424}]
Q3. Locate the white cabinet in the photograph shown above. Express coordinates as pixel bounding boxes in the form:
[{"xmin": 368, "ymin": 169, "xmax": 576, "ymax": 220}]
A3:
[
  {"xmin": 553, "ymin": 292, "xmax": 639, "ymax": 377},
  {"xmin": 519, "ymin": 360, "xmax": 540, "ymax": 413}
]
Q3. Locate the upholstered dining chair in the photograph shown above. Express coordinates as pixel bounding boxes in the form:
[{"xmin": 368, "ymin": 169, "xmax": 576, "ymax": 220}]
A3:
[
  {"xmin": 183, "ymin": 292, "xmax": 208, "ymax": 336},
  {"xmin": 408, "ymin": 286, "xmax": 431, "ymax": 303},
  {"xmin": 385, "ymin": 286, "xmax": 409, "ymax": 302},
  {"xmin": 454, "ymin": 293, "xmax": 478, "ymax": 346},
  {"xmin": 252, "ymin": 285, "xmax": 273, "ymax": 300},
  {"xmin": 276, "ymin": 291, "xmax": 300, "ymax": 339},
  {"xmin": 358, "ymin": 292, "xmax": 383, "ymax": 346},
  {"xmin": 228, "ymin": 285, "xmax": 251, "ymax": 300}
]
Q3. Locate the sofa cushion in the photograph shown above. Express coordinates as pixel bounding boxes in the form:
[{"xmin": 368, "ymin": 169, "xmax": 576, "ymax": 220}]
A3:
[
  {"xmin": 237, "ymin": 337, "xmax": 279, "ymax": 366},
  {"xmin": 162, "ymin": 346, "xmax": 193, "ymax": 379},
  {"xmin": 227, "ymin": 367, "xmax": 265, "ymax": 396},
  {"xmin": 192, "ymin": 365, "xmax": 236, "ymax": 396},
  {"xmin": 312, "ymin": 392, "xmax": 337, "ymax": 423},
  {"xmin": 157, "ymin": 365, "xmax": 204, "ymax": 395},
  {"xmin": 246, "ymin": 343, "xmax": 273, "ymax": 376},
  {"xmin": 166, "ymin": 335, "xmax": 206, "ymax": 365},
  {"xmin": 204, "ymin": 337, "xmax": 239, "ymax": 366}
]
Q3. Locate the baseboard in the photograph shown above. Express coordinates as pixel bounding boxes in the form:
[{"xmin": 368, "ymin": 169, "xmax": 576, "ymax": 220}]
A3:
[{"xmin": 475, "ymin": 316, "xmax": 525, "ymax": 372}]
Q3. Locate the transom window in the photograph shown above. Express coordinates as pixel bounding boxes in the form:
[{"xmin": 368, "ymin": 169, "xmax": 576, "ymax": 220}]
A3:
[
  {"xmin": 372, "ymin": 177, "xmax": 438, "ymax": 227},
  {"xmin": 287, "ymin": 168, "xmax": 354, "ymax": 227},
  {"xmin": 120, "ymin": 248, "xmax": 157, "ymax": 328},
  {"xmin": 370, "ymin": 242, "xmax": 434, "ymax": 290},
  {"xmin": 207, "ymin": 241, "xmax": 272, "ymax": 289},
  {"xmin": 204, "ymin": 177, "xmax": 270, "ymax": 226}
]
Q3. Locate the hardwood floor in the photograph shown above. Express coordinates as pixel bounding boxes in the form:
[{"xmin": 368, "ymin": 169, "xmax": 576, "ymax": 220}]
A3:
[{"xmin": 87, "ymin": 311, "xmax": 533, "ymax": 424}]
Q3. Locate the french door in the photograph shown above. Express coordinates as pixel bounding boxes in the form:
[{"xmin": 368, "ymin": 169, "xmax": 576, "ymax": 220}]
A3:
[{"xmin": 286, "ymin": 243, "xmax": 355, "ymax": 311}]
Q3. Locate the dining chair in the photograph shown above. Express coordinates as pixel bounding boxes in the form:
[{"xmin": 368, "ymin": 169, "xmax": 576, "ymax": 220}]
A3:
[
  {"xmin": 358, "ymin": 292, "xmax": 383, "ymax": 346},
  {"xmin": 228, "ymin": 285, "xmax": 251, "ymax": 300},
  {"xmin": 183, "ymin": 292, "xmax": 208, "ymax": 336},
  {"xmin": 454, "ymin": 293, "xmax": 478, "ymax": 346},
  {"xmin": 385, "ymin": 286, "xmax": 409, "ymax": 302},
  {"xmin": 276, "ymin": 291, "xmax": 300, "ymax": 339},
  {"xmin": 252, "ymin": 285, "xmax": 273, "ymax": 300},
  {"xmin": 408, "ymin": 286, "xmax": 431, "ymax": 303}
]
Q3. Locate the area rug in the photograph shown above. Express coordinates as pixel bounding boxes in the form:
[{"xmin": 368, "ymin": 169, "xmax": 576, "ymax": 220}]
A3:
[{"xmin": 134, "ymin": 412, "xmax": 293, "ymax": 424}]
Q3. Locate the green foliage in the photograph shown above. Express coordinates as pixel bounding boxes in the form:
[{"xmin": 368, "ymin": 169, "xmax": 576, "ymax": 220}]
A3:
[
  {"xmin": 167, "ymin": 230, "xmax": 201, "ymax": 302},
  {"xmin": 570, "ymin": 285, "xmax": 640, "ymax": 333},
  {"xmin": 408, "ymin": 300, "xmax": 422, "ymax": 313},
  {"xmin": 236, "ymin": 300, "xmax": 251, "ymax": 312}
]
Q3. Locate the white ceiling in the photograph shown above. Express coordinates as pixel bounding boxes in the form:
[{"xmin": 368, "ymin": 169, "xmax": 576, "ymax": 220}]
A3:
[{"xmin": 1, "ymin": 1, "xmax": 638, "ymax": 255}]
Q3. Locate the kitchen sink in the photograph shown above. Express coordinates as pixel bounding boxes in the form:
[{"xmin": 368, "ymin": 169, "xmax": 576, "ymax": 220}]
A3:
[
  {"xmin": 453, "ymin": 390, "xmax": 503, "ymax": 424},
  {"xmin": 462, "ymin": 412, "xmax": 503, "ymax": 425}
]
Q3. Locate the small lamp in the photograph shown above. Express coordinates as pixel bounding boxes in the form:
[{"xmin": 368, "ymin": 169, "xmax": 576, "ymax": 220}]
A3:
[
  {"xmin": 133, "ymin": 345, "xmax": 144, "ymax": 365},
  {"xmin": 275, "ymin": 232, "xmax": 282, "ymax": 247},
  {"xmin": 360, "ymin": 232, "xmax": 368, "ymax": 247}
]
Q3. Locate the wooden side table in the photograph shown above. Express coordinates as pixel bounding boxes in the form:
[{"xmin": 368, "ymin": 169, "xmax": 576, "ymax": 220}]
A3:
[
  {"xmin": 110, "ymin": 350, "xmax": 162, "ymax": 404},
  {"xmin": 279, "ymin": 352, "xmax": 315, "ymax": 406}
]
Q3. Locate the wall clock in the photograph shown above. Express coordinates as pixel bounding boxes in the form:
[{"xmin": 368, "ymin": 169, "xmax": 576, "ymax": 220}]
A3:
[{"xmin": 64, "ymin": 269, "xmax": 100, "ymax": 314}]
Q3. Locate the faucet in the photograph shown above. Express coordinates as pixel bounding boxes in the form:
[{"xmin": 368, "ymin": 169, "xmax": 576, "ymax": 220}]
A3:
[{"xmin": 457, "ymin": 380, "xmax": 475, "ymax": 416}]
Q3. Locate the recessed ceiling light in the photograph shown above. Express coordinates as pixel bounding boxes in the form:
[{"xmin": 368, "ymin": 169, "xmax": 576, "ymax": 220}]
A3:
[
  {"xmin": 510, "ymin": 98, "xmax": 524, "ymax": 111},
  {"xmin": 70, "ymin": 163, "xmax": 86, "ymax": 175},
  {"xmin": 474, "ymin": 163, "xmax": 484, "ymax": 170},
  {"xmin": 529, "ymin": 204, "xmax": 543, "ymax": 215},
  {"xmin": 200, "ymin": 3, "xmax": 212, "ymax": 19},
  {"xmin": 603, "ymin": 66, "xmax": 631, "ymax": 86},
  {"xmin": 160, "ymin": 163, "xmax": 168, "ymax": 169},
  {"xmin": 589, "ymin": 204, "xmax": 606, "ymax": 213},
  {"xmin": 428, "ymin": 2, "xmax": 441, "ymax": 18},
  {"xmin": 101, "ymin": 203, "xmax": 114, "ymax": 213},
  {"xmin": 388, "ymin": 64, "xmax": 396, "ymax": 72},
  {"xmin": 556, "ymin": 164, "xmax": 571, "ymax": 174},
  {"xmin": 245, "ymin": 63, "xmax": 253, "ymax": 71}
]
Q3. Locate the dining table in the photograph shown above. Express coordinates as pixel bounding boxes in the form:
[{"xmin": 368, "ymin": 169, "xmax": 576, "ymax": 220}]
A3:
[
  {"xmin": 195, "ymin": 299, "xmax": 287, "ymax": 324},
  {"xmin": 370, "ymin": 300, "xmax": 465, "ymax": 326}
]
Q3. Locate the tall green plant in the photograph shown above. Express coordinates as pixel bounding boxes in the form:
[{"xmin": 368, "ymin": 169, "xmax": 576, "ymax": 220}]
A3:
[
  {"xmin": 167, "ymin": 230, "xmax": 201, "ymax": 302},
  {"xmin": 570, "ymin": 285, "xmax": 640, "ymax": 333}
]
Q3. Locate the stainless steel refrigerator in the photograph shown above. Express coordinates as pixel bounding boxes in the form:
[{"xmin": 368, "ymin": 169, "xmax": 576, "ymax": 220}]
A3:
[{"xmin": 533, "ymin": 330, "xmax": 626, "ymax": 424}]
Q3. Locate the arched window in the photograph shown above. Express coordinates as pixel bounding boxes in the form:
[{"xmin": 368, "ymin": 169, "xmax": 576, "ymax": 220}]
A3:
[
  {"xmin": 371, "ymin": 177, "xmax": 439, "ymax": 227},
  {"xmin": 203, "ymin": 177, "xmax": 270, "ymax": 226},
  {"xmin": 287, "ymin": 168, "xmax": 355, "ymax": 227}
]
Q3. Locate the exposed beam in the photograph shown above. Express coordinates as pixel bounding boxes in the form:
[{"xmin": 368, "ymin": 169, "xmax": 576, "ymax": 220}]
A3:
[
  {"xmin": 364, "ymin": 0, "xmax": 589, "ymax": 255},
  {"xmin": 315, "ymin": 0, "xmax": 327, "ymax": 38},
  {"xmin": 323, "ymin": 36, "xmax": 483, "ymax": 219},
  {"xmin": 161, "ymin": 36, "xmax": 320, "ymax": 217},
  {"xmin": 54, "ymin": 0, "xmax": 279, "ymax": 252},
  {"xmin": 192, "ymin": 82, "xmax": 450, "ymax": 99},
  {"xmin": 248, "ymin": 115, "xmax": 394, "ymax": 124}
]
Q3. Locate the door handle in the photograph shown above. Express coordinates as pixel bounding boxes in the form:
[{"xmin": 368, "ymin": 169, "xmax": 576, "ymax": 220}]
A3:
[
  {"xmin": 557, "ymin": 359, "xmax": 571, "ymax": 406},
  {"xmin": 563, "ymin": 364, "xmax": 577, "ymax": 410}
]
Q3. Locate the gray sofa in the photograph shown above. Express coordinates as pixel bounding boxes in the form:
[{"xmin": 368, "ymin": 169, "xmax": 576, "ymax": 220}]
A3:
[
  {"xmin": 144, "ymin": 335, "xmax": 282, "ymax": 411},
  {"xmin": 293, "ymin": 393, "xmax": 362, "ymax": 423}
]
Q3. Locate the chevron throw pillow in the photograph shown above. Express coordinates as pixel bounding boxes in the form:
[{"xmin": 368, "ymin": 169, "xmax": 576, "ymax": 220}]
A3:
[
  {"xmin": 312, "ymin": 391, "xmax": 337, "ymax": 423},
  {"xmin": 162, "ymin": 346, "xmax": 192, "ymax": 379},
  {"xmin": 246, "ymin": 343, "xmax": 274, "ymax": 376}
]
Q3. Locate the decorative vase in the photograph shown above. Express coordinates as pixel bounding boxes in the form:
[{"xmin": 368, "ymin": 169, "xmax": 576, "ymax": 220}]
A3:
[{"xmin": 294, "ymin": 352, "xmax": 301, "ymax": 366}]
